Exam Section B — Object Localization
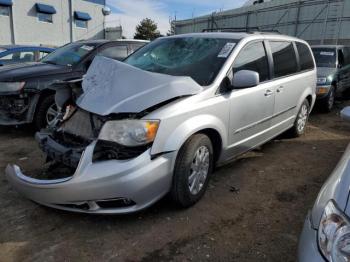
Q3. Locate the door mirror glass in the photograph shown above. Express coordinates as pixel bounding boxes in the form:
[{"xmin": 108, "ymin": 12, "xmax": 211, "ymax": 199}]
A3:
[
  {"xmin": 232, "ymin": 70, "xmax": 260, "ymax": 89},
  {"xmin": 341, "ymin": 107, "xmax": 350, "ymax": 122}
]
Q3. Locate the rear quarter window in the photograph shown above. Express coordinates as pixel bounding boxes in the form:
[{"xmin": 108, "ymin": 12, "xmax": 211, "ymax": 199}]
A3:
[
  {"xmin": 270, "ymin": 41, "xmax": 298, "ymax": 78},
  {"xmin": 296, "ymin": 42, "xmax": 314, "ymax": 71}
]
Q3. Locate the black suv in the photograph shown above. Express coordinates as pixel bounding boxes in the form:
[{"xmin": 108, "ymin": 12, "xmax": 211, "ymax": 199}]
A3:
[{"xmin": 0, "ymin": 39, "xmax": 148, "ymax": 129}]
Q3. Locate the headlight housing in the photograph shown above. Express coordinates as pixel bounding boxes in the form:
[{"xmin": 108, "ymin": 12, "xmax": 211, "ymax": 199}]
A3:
[
  {"xmin": 0, "ymin": 82, "xmax": 25, "ymax": 92},
  {"xmin": 317, "ymin": 77, "xmax": 327, "ymax": 85},
  {"xmin": 98, "ymin": 120, "xmax": 160, "ymax": 147},
  {"xmin": 317, "ymin": 76, "xmax": 334, "ymax": 85},
  {"xmin": 318, "ymin": 200, "xmax": 350, "ymax": 262}
]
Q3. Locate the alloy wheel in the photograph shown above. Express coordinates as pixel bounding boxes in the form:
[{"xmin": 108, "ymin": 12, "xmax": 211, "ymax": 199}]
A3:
[
  {"xmin": 328, "ymin": 89, "xmax": 335, "ymax": 111},
  {"xmin": 297, "ymin": 104, "xmax": 308, "ymax": 133},
  {"xmin": 46, "ymin": 103, "xmax": 59, "ymax": 126},
  {"xmin": 188, "ymin": 146, "xmax": 210, "ymax": 195}
]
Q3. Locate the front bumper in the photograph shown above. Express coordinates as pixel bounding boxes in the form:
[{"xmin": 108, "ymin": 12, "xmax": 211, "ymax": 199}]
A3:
[
  {"xmin": 298, "ymin": 212, "xmax": 325, "ymax": 262},
  {"xmin": 0, "ymin": 92, "xmax": 38, "ymax": 125},
  {"xmin": 6, "ymin": 142, "xmax": 177, "ymax": 214}
]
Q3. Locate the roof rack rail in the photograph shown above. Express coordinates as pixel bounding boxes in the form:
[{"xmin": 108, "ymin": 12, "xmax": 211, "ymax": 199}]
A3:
[{"xmin": 202, "ymin": 27, "xmax": 281, "ymax": 34}]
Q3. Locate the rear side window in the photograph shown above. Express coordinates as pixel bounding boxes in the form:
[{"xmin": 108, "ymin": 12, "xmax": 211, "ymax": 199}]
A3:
[
  {"xmin": 0, "ymin": 51, "xmax": 35, "ymax": 63},
  {"xmin": 270, "ymin": 41, "xmax": 298, "ymax": 78},
  {"xmin": 296, "ymin": 42, "xmax": 314, "ymax": 71},
  {"xmin": 39, "ymin": 51, "xmax": 50, "ymax": 60},
  {"xmin": 233, "ymin": 41, "xmax": 270, "ymax": 82}
]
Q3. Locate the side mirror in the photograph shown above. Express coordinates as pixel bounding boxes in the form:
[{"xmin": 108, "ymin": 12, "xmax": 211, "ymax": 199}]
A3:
[
  {"xmin": 232, "ymin": 70, "xmax": 260, "ymax": 89},
  {"xmin": 341, "ymin": 107, "xmax": 350, "ymax": 122}
]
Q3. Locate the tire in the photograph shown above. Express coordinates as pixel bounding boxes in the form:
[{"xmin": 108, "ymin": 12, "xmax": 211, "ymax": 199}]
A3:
[
  {"xmin": 171, "ymin": 134, "xmax": 214, "ymax": 208},
  {"xmin": 320, "ymin": 85, "xmax": 335, "ymax": 113},
  {"xmin": 289, "ymin": 99, "xmax": 310, "ymax": 138},
  {"xmin": 34, "ymin": 94, "xmax": 58, "ymax": 130}
]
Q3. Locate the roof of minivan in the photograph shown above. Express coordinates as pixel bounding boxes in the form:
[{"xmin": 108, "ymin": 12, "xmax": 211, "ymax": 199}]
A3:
[{"xmin": 165, "ymin": 32, "xmax": 305, "ymax": 42}]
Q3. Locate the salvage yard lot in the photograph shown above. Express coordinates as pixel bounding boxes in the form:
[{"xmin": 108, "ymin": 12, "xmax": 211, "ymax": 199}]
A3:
[{"xmin": 1, "ymin": 102, "xmax": 350, "ymax": 262}]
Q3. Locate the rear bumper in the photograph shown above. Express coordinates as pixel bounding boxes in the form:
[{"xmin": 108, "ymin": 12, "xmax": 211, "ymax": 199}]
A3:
[
  {"xmin": 298, "ymin": 213, "xmax": 325, "ymax": 262},
  {"xmin": 6, "ymin": 142, "xmax": 177, "ymax": 214}
]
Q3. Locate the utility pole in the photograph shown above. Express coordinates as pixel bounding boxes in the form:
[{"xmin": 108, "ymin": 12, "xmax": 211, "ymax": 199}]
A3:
[
  {"xmin": 69, "ymin": 0, "xmax": 74, "ymax": 43},
  {"xmin": 9, "ymin": 4, "xmax": 16, "ymax": 44}
]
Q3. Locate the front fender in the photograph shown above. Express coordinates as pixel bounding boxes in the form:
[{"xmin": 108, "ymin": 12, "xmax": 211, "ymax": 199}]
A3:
[{"xmin": 151, "ymin": 114, "xmax": 228, "ymax": 156}]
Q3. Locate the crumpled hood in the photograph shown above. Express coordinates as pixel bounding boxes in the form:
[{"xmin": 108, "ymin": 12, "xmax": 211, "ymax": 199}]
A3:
[
  {"xmin": 77, "ymin": 56, "xmax": 203, "ymax": 115},
  {"xmin": 317, "ymin": 67, "xmax": 337, "ymax": 78}
]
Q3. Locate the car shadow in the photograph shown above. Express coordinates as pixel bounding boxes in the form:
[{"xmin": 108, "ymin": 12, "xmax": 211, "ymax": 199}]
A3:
[{"xmin": 0, "ymin": 124, "xmax": 36, "ymax": 137}]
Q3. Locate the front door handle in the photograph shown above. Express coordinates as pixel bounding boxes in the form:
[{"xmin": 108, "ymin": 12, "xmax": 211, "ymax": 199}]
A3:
[{"xmin": 264, "ymin": 90, "xmax": 273, "ymax": 97}]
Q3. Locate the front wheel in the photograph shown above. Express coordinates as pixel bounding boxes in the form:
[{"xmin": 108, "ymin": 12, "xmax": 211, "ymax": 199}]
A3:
[
  {"xmin": 34, "ymin": 95, "xmax": 59, "ymax": 130},
  {"xmin": 289, "ymin": 100, "xmax": 310, "ymax": 138},
  {"xmin": 320, "ymin": 85, "xmax": 335, "ymax": 113},
  {"xmin": 171, "ymin": 134, "xmax": 213, "ymax": 207}
]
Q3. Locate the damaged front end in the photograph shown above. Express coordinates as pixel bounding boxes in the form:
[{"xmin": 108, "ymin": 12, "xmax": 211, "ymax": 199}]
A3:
[
  {"xmin": 37, "ymin": 107, "xmax": 152, "ymax": 170},
  {"xmin": 6, "ymin": 107, "xmax": 176, "ymax": 213},
  {"xmin": 0, "ymin": 82, "xmax": 39, "ymax": 125},
  {"xmin": 6, "ymin": 56, "xmax": 202, "ymax": 214}
]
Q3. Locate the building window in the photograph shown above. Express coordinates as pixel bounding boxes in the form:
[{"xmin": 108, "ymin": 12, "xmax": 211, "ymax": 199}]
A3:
[
  {"xmin": 38, "ymin": 12, "xmax": 53, "ymax": 23},
  {"xmin": 0, "ymin": 6, "xmax": 10, "ymax": 16},
  {"xmin": 74, "ymin": 11, "xmax": 91, "ymax": 29},
  {"xmin": 35, "ymin": 3, "xmax": 56, "ymax": 24},
  {"xmin": 75, "ymin": 19, "xmax": 88, "ymax": 29}
]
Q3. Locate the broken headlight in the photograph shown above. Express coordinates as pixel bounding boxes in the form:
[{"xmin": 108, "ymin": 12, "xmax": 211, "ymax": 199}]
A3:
[
  {"xmin": 98, "ymin": 120, "xmax": 160, "ymax": 147},
  {"xmin": 318, "ymin": 200, "xmax": 350, "ymax": 262},
  {"xmin": 0, "ymin": 82, "xmax": 25, "ymax": 92}
]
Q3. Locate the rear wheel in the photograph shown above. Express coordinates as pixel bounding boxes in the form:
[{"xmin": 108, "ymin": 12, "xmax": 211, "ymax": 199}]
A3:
[
  {"xmin": 289, "ymin": 99, "xmax": 310, "ymax": 138},
  {"xmin": 171, "ymin": 134, "xmax": 213, "ymax": 207},
  {"xmin": 34, "ymin": 95, "xmax": 58, "ymax": 130}
]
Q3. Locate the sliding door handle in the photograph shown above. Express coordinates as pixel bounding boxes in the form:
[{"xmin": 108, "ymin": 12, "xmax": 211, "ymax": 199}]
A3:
[{"xmin": 264, "ymin": 90, "xmax": 274, "ymax": 97}]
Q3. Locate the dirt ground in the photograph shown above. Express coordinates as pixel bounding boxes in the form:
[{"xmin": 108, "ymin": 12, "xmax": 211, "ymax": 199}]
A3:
[{"xmin": 1, "ymin": 102, "xmax": 350, "ymax": 262}]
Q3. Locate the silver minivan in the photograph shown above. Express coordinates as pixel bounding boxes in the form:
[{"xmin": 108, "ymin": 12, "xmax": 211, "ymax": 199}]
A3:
[{"xmin": 6, "ymin": 32, "xmax": 317, "ymax": 214}]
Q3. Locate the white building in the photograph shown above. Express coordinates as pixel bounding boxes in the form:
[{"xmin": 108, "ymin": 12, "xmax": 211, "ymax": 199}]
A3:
[{"xmin": 0, "ymin": 0, "xmax": 109, "ymax": 46}]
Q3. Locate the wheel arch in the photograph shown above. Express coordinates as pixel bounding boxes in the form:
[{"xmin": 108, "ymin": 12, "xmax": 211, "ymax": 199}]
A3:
[
  {"xmin": 297, "ymin": 87, "xmax": 315, "ymax": 114},
  {"xmin": 151, "ymin": 114, "xmax": 227, "ymax": 163}
]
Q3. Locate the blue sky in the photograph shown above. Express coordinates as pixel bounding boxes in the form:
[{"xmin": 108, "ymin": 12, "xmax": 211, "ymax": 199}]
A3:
[{"xmin": 106, "ymin": 0, "xmax": 247, "ymax": 38}]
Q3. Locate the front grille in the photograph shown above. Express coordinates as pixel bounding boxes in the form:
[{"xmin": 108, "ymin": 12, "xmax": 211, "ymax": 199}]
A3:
[
  {"xmin": 93, "ymin": 140, "xmax": 149, "ymax": 161},
  {"xmin": 56, "ymin": 203, "xmax": 90, "ymax": 210},
  {"xmin": 96, "ymin": 198, "xmax": 135, "ymax": 208}
]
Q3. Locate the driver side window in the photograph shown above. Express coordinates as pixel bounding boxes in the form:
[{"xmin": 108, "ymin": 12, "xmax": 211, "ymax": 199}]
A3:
[{"xmin": 233, "ymin": 41, "xmax": 270, "ymax": 83}]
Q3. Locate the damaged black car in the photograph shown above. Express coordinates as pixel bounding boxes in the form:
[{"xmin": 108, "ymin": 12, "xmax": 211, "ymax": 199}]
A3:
[{"xmin": 0, "ymin": 39, "xmax": 148, "ymax": 129}]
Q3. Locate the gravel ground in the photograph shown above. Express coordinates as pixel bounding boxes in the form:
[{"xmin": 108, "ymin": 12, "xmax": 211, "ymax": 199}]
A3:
[{"xmin": 1, "ymin": 102, "xmax": 350, "ymax": 262}]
